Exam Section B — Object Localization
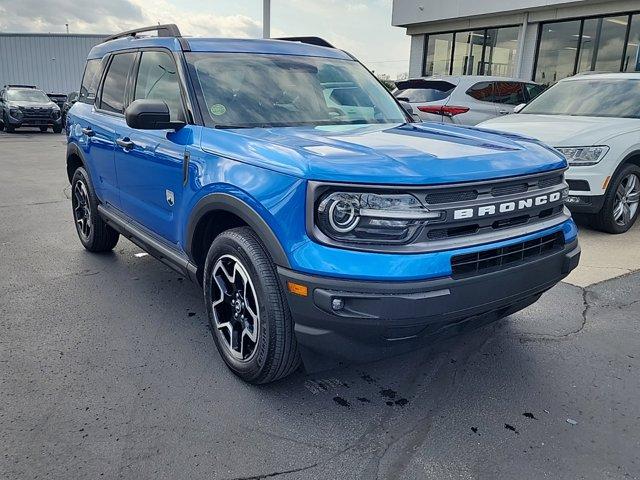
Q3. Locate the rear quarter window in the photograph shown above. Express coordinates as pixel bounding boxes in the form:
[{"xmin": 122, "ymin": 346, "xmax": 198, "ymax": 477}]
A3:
[
  {"xmin": 466, "ymin": 82, "xmax": 495, "ymax": 102},
  {"xmin": 394, "ymin": 80, "xmax": 455, "ymax": 103},
  {"xmin": 78, "ymin": 59, "xmax": 103, "ymax": 105}
]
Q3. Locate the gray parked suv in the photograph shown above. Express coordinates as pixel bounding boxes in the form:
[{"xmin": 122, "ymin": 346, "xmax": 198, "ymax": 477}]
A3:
[
  {"xmin": 0, "ymin": 85, "xmax": 63, "ymax": 133},
  {"xmin": 394, "ymin": 76, "xmax": 545, "ymax": 126}
]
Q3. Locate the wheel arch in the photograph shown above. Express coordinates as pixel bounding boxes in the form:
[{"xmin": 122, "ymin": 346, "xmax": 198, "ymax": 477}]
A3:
[
  {"xmin": 66, "ymin": 142, "xmax": 87, "ymax": 183},
  {"xmin": 186, "ymin": 193, "xmax": 291, "ymax": 273}
]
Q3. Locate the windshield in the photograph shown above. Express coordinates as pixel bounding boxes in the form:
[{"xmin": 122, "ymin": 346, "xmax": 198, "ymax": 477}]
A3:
[
  {"xmin": 187, "ymin": 53, "xmax": 407, "ymax": 128},
  {"xmin": 521, "ymin": 79, "xmax": 640, "ymax": 119},
  {"xmin": 6, "ymin": 89, "xmax": 51, "ymax": 103}
]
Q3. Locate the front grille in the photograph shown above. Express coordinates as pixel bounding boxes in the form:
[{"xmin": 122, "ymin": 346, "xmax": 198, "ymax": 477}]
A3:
[
  {"xmin": 491, "ymin": 183, "xmax": 528, "ymax": 197},
  {"xmin": 451, "ymin": 232, "xmax": 564, "ymax": 277},
  {"xmin": 538, "ymin": 175, "xmax": 563, "ymax": 189},
  {"xmin": 425, "ymin": 190, "xmax": 478, "ymax": 204},
  {"xmin": 22, "ymin": 108, "xmax": 51, "ymax": 119}
]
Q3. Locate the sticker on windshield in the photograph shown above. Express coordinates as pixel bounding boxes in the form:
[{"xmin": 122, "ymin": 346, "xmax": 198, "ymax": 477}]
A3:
[{"xmin": 210, "ymin": 104, "xmax": 227, "ymax": 116}]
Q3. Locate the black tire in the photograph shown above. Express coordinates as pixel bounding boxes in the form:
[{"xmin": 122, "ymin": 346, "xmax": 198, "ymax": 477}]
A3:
[
  {"xmin": 203, "ymin": 227, "xmax": 300, "ymax": 384},
  {"xmin": 589, "ymin": 163, "xmax": 640, "ymax": 234},
  {"xmin": 71, "ymin": 167, "xmax": 120, "ymax": 252},
  {"xmin": 4, "ymin": 112, "xmax": 14, "ymax": 133},
  {"xmin": 53, "ymin": 125, "xmax": 63, "ymax": 134},
  {"xmin": 40, "ymin": 126, "xmax": 48, "ymax": 132}
]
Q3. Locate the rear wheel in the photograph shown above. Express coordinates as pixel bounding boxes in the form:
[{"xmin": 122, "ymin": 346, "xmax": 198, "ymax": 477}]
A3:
[
  {"xmin": 71, "ymin": 167, "xmax": 120, "ymax": 252},
  {"xmin": 203, "ymin": 227, "xmax": 300, "ymax": 384},
  {"xmin": 590, "ymin": 164, "xmax": 640, "ymax": 233}
]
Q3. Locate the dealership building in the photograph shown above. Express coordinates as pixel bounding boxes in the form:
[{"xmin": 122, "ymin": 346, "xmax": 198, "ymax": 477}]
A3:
[
  {"xmin": 0, "ymin": 33, "xmax": 106, "ymax": 94},
  {"xmin": 392, "ymin": 0, "xmax": 640, "ymax": 83}
]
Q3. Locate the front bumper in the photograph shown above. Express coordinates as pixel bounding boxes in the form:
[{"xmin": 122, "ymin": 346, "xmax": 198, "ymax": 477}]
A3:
[
  {"xmin": 279, "ymin": 239, "xmax": 580, "ymax": 364},
  {"xmin": 5, "ymin": 114, "xmax": 62, "ymax": 128}
]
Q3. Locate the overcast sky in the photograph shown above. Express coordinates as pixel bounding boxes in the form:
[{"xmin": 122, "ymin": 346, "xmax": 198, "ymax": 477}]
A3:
[{"xmin": 0, "ymin": 0, "xmax": 410, "ymax": 78}]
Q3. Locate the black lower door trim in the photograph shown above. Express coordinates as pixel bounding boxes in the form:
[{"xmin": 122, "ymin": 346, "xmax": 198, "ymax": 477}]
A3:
[{"xmin": 97, "ymin": 204, "xmax": 198, "ymax": 283}]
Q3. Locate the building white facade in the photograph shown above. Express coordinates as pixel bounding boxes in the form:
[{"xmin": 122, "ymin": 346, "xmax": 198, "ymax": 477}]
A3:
[
  {"xmin": 392, "ymin": 0, "xmax": 640, "ymax": 83},
  {"xmin": 0, "ymin": 34, "xmax": 106, "ymax": 94}
]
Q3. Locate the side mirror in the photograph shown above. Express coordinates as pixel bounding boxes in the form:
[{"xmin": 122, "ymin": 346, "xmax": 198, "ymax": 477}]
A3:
[
  {"xmin": 513, "ymin": 103, "xmax": 527, "ymax": 114},
  {"xmin": 399, "ymin": 100, "xmax": 422, "ymax": 122},
  {"xmin": 125, "ymin": 99, "xmax": 185, "ymax": 130}
]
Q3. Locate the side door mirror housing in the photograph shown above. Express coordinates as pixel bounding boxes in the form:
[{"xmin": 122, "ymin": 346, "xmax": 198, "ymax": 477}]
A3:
[
  {"xmin": 513, "ymin": 103, "xmax": 527, "ymax": 114},
  {"xmin": 398, "ymin": 100, "xmax": 422, "ymax": 122},
  {"xmin": 125, "ymin": 99, "xmax": 185, "ymax": 130}
]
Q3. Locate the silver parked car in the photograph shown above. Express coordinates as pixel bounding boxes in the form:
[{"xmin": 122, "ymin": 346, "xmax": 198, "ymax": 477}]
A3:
[{"xmin": 393, "ymin": 76, "xmax": 545, "ymax": 126}]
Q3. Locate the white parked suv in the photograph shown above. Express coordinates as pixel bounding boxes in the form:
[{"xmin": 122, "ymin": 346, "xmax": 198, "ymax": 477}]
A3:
[
  {"xmin": 393, "ymin": 76, "xmax": 545, "ymax": 126},
  {"xmin": 480, "ymin": 73, "xmax": 640, "ymax": 233}
]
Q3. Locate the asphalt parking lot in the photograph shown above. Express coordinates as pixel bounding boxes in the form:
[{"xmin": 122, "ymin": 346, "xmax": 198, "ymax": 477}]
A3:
[{"xmin": 1, "ymin": 130, "xmax": 639, "ymax": 480}]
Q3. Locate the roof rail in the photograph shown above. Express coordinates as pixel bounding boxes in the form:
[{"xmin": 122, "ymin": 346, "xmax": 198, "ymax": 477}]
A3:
[
  {"xmin": 104, "ymin": 24, "xmax": 181, "ymax": 43},
  {"xmin": 277, "ymin": 36, "xmax": 335, "ymax": 49},
  {"xmin": 5, "ymin": 84, "xmax": 37, "ymax": 89}
]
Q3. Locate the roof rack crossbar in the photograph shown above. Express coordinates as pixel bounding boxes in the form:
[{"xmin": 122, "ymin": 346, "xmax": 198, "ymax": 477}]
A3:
[
  {"xmin": 5, "ymin": 84, "xmax": 37, "ymax": 89},
  {"xmin": 277, "ymin": 36, "xmax": 335, "ymax": 49},
  {"xmin": 104, "ymin": 24, "xmax": 181, "ymax": 43}
]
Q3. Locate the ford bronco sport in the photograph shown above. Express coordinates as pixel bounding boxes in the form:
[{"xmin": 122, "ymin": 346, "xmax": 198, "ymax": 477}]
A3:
[{"xmin": 66, "ymin": 25, "xmax": 580, "ymax": 384}]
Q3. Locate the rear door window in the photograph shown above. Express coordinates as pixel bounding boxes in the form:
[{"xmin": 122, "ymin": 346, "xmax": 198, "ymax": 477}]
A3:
[
  {"xmin": 394, "ymin": 80, "xmax": 455, "ymax": 103},
  {"xmin": 99, "ymin": 53, "xmax": 136, "ymax": 114},
  {"xmin": 466, "ymin": 82, "xmax": 495, "ymax": 102},
  {"xmin": 492, "ymin": 82, "xmax": 527, "ymax": 105}
]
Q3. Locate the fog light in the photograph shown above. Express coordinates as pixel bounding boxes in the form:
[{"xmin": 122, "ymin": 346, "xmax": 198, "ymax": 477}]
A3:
[
  {"xmin": 331, "ymin": 298, "xmax": 344, "ymax": 311},
  {"xmin": 566, "ymin": 196, "xmax": 581, "ymax": 204}
]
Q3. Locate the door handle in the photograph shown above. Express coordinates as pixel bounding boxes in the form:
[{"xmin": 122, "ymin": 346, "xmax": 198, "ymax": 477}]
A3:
[
  {"xmin": 498, "ymin": 109, "xmax": 509, "ymax": 115},
  {"xmin": 116, "ymin": 137, "xmax": 135, "ymax": 150},
  {"xmin": 81, "ymin": 127, "xmax": 95, "ymax": 137}
]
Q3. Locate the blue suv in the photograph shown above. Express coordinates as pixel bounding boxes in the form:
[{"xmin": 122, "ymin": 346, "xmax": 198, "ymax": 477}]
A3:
[{"xmin": 66, "ymin": 25, "xmax": 580, "ymax": 384}]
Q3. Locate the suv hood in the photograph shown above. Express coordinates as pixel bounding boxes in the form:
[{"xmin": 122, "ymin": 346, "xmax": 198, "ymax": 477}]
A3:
[
  {"xmin": 9, "ymin": 101, "xmax": 58, "ymax": 109},
  {"xmin": 200, "ymin": 122, "xmax": 566, "ymax": 185},
  {"xmin": 480, "ymin": 114, "xmax": 640, "ymax": 146}
]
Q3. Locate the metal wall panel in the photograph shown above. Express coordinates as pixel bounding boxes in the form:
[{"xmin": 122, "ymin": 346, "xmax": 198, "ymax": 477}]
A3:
[{"xmin": 0, "ymin": 34, "xmax": 106, "ymax": 94}]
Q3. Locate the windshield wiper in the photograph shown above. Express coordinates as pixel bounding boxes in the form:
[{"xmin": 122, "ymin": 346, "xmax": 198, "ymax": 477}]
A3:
[{"xmin": 213, "ymin": 124, "xmax": 257, "ymax": 129}]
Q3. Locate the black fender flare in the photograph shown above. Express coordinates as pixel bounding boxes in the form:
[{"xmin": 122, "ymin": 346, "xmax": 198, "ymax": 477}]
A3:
[
  {"xmin": 185, "ymin": 193, "xmax": 291, "ymax": 268},
  {"xmin": 66, "ymin": 142, "xmax": 88, "ymax": 182}
]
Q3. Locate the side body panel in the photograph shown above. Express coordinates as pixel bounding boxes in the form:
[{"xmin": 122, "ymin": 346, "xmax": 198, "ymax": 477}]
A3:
[{"xmin": 67, "ymin": 103, "xmax": 119, "ymax": 208}]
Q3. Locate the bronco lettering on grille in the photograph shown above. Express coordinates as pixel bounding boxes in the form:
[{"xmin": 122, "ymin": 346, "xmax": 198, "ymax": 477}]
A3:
[{"xmin": 453, "ymin": 192, "xmax": 563, "ymax": 220}]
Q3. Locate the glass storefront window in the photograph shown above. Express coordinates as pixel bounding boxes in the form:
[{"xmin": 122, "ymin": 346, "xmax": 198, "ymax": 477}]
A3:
[
  {"xmin": 451, "ymin": 30, "xmax": 485, "ymax": 75},
  {"xmin": 577, "ymin": 18, "xmax": 599, "ymax": 73},
  {"xmin": 624, "ymin": 15, "xmax": 640, "ymax": 72},
  {"xmin": 423, "ymin": 33, "xmax": 453, "ymax": 76},
  {"xmin": 537, "ymin": 13, "xmax": 639, "ymax": 83},
  {"xmin": 535, "ymin": 20, "xmax": 581, "ymax": 84},
  {"xmin": 595, "ymin": 16, "xmax": 628, "ymax": 71},
  {"xmin": 422, "ymin": 26, "xmax": 519, "ymax": 77},
  {"xmin": 484, "ymin": 26, "xmax": 520, "ymax": 76}
]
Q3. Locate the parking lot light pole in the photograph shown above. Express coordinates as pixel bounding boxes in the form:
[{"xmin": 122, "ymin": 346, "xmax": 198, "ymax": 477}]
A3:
[{"xmin": 263, "ymin": 0, "xmax": 270, "ymax": 38}]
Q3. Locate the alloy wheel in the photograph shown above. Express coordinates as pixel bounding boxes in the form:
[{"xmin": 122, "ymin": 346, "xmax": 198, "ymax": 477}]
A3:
[
  {"xmin": 72, "ymin": 179, "xmax": 92, "ymax": 240},
  {"xmin": 211, "ymin": 255, "xmax": 260, "ymax": 361},
  {"xmin": 613, "ymin": 173, "xmax": 640, "ymax": 227}
]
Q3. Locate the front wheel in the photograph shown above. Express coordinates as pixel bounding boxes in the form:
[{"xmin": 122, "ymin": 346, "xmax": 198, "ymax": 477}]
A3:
[
  {"xmin": 590, "ymin": 164, "xmax": 640, "ymax": 233},
  {"xmin": 203, "ymin": 227, "xmax": 300, "ymax": 384},
  {"xmin": 39, "ymin": 126, "xmax": 48, "ymax": 132},
  {"xmin": 53, "ymin": 125, "xmax": 63, "ymax": 134},
  {"xmin": 71, "ymin": 167, "xmax": 120, "ymax": 252}
]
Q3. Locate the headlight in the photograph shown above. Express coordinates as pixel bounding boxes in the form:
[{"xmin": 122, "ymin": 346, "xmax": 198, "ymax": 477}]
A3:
[
  {"xmin": 315, "ymin": 191, "xmax": 444, "ymax": 244},
  {"xmin": 556, "ymin": 146, "xmax": 609, "ymax": 166},
  {"xmin": 51, "ymin": 109, "xmax": 61, "ymax": 119},
  {"xmin": 9, "ymin": 108, "xmax": 22, "ymax": 118}
]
